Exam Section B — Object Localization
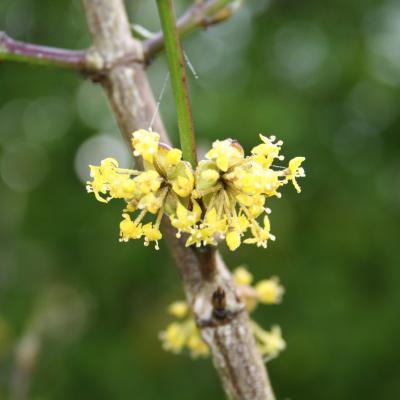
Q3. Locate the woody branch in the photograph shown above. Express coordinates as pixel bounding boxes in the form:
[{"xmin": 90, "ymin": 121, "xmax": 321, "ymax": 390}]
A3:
[{"xmin": 1, "ymin": 1, "xmax": 275, "ymax": 399}]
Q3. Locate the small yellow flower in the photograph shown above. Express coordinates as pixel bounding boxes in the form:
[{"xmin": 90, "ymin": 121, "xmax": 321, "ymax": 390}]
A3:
[
  {"xmin": 137, "ymin": 192, "xmax": 163, "ymax": 214},
  {"xmin": 251, "ymin": 322, "xmax": 286, "ymax": 358},
  {"xmin": 233, "ymin": 266, "xmax": 254, "ymax": 286},
  {"xmin": 134, "ymin": 170, "xmax": 162, "ymax": 195},
  {"xmin": 226, "ymin": 231, "xmax": 241, "ymax": 251},
  {"xmin": 119, "ymin": 214, "xmax": 142, "ymax": 242},
  {"xmin": 170, "ymin": 201, "xmax": 202, "ymax": 238},
  {"xmin": 200, "ymin": 169, "xmax": 220, "ymax": 185},
  {"xmin": 159, "ymin": 322, "xmax": 187, "ymax": 353},
  {"xmin": 255, "ymin": 277, "xmax": 285, "ymax": 304},
  {"xmin": 261, "ymin": 326, "xmax": 287, "ymax": 357},
  {"xmin": 187, "ymin": 331, "xmax": 209, "ymax": 358},
  {"xmin": 131, "ymin": 129, "xmax": 159, "ymax": 162},
  {"xmin": 142, "ymin": 223, "xmax": 162, "ymax": 250},
  {"xmin": 286, "ymin": 156, "xmax": 306, "ymax": 193},
  {"xmin": 160, "ymin": 306, "xmax": 208, "ymax": 358},
  {"xmin": 172, "ymin": 173, "xmax": 194, "ymax": 198},
  {"xmin": 87, "ymin": 158, "xmax": 126, "ymax": 203},
  {"xmin": 251, "ymin": 134, "xmax": 283, "ymax": 168},
  {"xmin": 186, "ymin": 207, "xmax": 227, "ymax": 248},
  {"xmin": 186, "ymin": 225, "xmax": 217, "ymax": 247},
  {"xmin": 168, "ymin": 301, "xmax": 189, "ymax": 318},
  {"xmin": 203, "ymin": 208, "xmax": 227, "ymax": 233},
  {"xmin": 244, "ymin": 216, "xmax": 275, "ymax": 248},
  {"xmin": 205, "ymin": 139, "xmax": 244, "ymax": 172},
  {"xmin": 166, "ymin": 148, "xmax": 182, "ymax": 165}
]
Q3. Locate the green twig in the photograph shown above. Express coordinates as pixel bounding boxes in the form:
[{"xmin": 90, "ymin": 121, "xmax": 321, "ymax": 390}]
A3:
[{"xmin": 156, "ymin": 0, "xmax": 197, "ymax": 167}]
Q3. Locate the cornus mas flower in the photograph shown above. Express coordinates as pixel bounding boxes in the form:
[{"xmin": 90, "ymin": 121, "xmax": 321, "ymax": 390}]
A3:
[
  {"xmin": 160, "ymin": 266, "xmax": 286, "ymax": 360},
  {"xmin": 86, "ymin": 129, "xmax": 194, "ymax": 250},
  {"xmin": 160, "ymin": 300, "xmax": 209, "ymax": 358},
  {"xmin": 251, "ymin": 322, "xmax": 287, "ymax": 360},
  {"xmin": 255, "ymin": 277, "xmax": 285, "ymax": 304},
  {"xmin": 86, "ymin": 129, "xmax": 305, "ymax": 252},
  {"xmin": 181, "ymin": 135, "xmax": 305, "ymax": 250},
  {"xmin": 233, "ymin": 267, "xmax": 285, "ymax": 310}
]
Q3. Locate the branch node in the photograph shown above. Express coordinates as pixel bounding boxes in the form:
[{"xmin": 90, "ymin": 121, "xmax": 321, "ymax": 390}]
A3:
[
  {"xmin": 85, "ymin": 49, "xmax": 105, "ymax": 71},
  {"xmin": 193, "ymin": 279, "xmax": 245, "ymax": 329}
]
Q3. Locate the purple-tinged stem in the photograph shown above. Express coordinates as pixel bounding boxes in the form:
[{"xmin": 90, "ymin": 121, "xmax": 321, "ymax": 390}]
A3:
[{"xmin": 0, "ymin": 32, "xmax": 87, "ymax": 70}]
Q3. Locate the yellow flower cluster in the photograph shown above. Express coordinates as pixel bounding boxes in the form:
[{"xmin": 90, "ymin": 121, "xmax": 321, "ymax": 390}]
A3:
[
  {"xmin": 251, "ymin": 322, "xmax": 286, "ymax": 359},
  {"xmin": 233, "ymin": 267, "xmax": 285, "ymax": 311},
  {"xmin": 87, "ymin": 129, "xmax": 194, "ymax": 250},
  {"xmin": 87, "ymin": 129, "xmax": 305, "ymax": 251},
  {"xmin": 160, "ymin": 266, "xmax": 286, "ymax": 361},
  {"xmin": 160, "ymin": 302, "xmax": 209, "ymax": 358}
]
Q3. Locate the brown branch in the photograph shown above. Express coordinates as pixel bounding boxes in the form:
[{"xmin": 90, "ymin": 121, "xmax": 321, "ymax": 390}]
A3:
[
  {"xmin": 143, "ymin": 0, "xmax": 243, "ymax": 61},
  {"xmin": 81, "ymin": 1, "xmax": 275, "ymax": 398}
]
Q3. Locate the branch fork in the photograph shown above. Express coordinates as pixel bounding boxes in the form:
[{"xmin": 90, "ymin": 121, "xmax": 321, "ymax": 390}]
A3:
[{"xmin": 0, "ymin": 1, "xmax": 242, "ymax": 70}]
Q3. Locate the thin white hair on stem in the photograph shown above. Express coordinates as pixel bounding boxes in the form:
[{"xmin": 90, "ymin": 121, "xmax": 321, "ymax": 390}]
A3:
[
  {"xmin": 183, "ymin": 50, "xmax": 199, "ymax": 80},
  {"xmin": 149, "ymin": 71, "xmax": 170, "ymax": 130}
]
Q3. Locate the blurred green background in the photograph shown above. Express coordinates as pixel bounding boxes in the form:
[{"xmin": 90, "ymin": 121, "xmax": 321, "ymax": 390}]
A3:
[{"xmin": 1, "ymin": 0, "xmax": 400, "ymax": 398}]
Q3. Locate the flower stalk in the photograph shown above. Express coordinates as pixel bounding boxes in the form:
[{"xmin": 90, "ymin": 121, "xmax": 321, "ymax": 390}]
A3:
[{"xmin": 155, "ymin": 0, "xmax": 197, "ymax": 167}]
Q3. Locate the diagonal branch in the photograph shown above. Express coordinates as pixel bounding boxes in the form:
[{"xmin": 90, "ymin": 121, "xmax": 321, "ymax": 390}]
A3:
[
  {"xmin": 81, "ymin": 1, "xmax": 275, "ymax": 399},
  {"xmin": 144, "ymin": 0, "xmax": 243, "ymax": 61},
  {"xmin": 1, "ymin": 1, "xmax": 275, "ymax": 398}
]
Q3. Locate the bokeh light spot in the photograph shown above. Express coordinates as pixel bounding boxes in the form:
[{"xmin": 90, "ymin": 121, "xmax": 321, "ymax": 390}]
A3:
[
  {"xmin": 365, "ymin": 1, "xmax": 400, "ymax": 87},
  {"xmin": 0, "ymin": 142, "xmax": 49, "ymax": 192},
  {"xmin": 22, "ymin": 97, "xmax": 73, "ymax": 142},
  {"xmin": 272, "ymin": 22, "xmax": 329, "ymax": 88},
  {"xmin": 74, "ymin": 134, "xmax": 131, "ymax": 183}
]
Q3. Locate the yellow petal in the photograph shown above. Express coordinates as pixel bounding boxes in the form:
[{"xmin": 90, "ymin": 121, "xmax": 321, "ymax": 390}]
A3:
[
  {"xmin": 226, "ymin": 231, "xmax": 241, "ymax": 251},
  {"xmin": 233, "ymin": 267, "xmax": 253, "ymax": 286},
  {"xmin": 168, "ymin": 301, "xmax": 189, "ymax": 318},
  {"xmin": 166, "ymin": 148, "xmax": 182, "ymax": 165},
  {"xmin": 288, "ymin": 157, "xmax": 305, "ymax": 174}
]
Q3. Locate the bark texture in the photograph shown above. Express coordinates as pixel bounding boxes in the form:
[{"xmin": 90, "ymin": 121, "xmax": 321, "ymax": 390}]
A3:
[{"xmin": 81, "ymin": 1, "xmax": 275, "ymax": 398}]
